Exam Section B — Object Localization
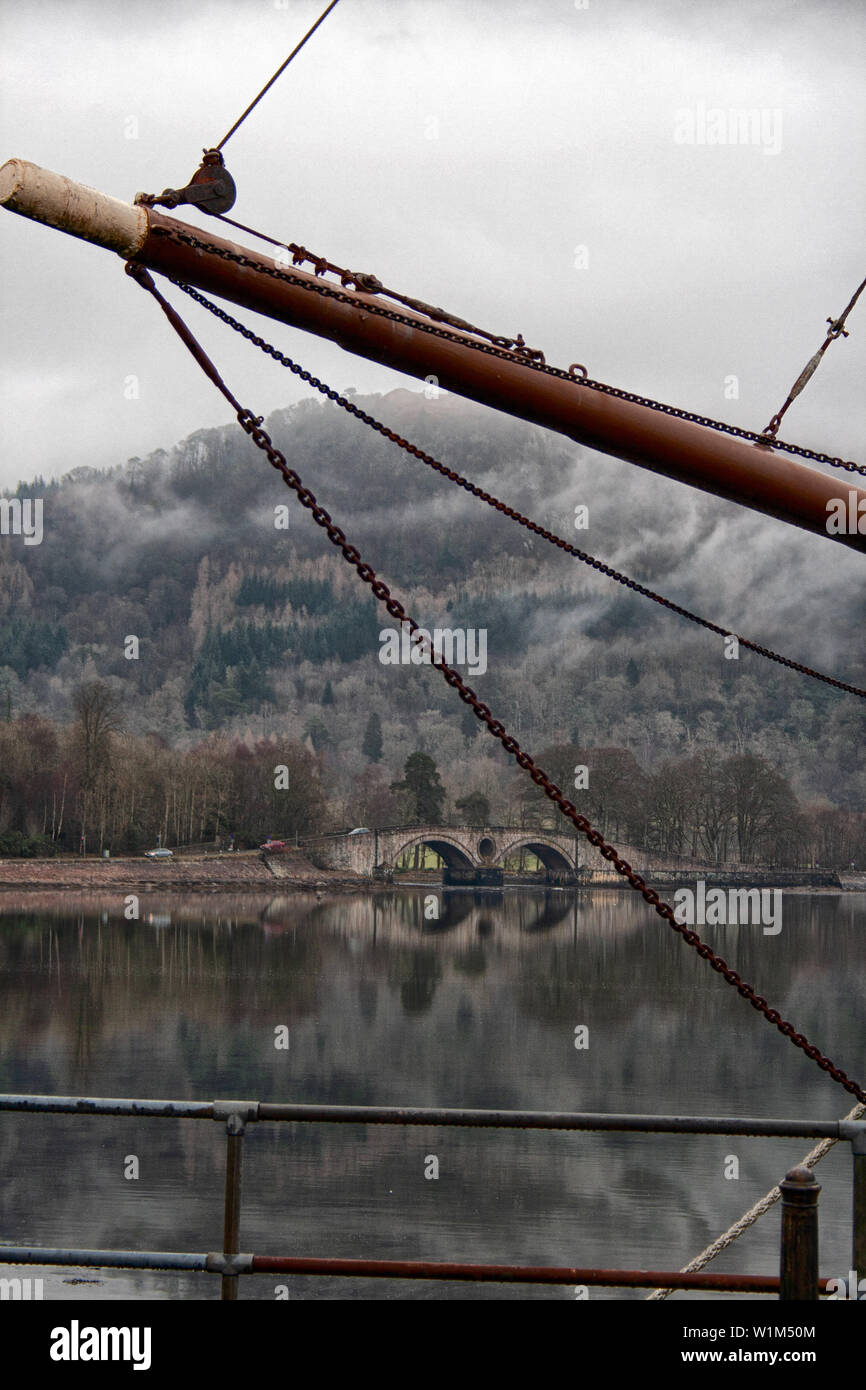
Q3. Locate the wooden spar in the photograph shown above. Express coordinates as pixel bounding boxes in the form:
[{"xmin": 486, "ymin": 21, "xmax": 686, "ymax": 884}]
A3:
[
  {"xmin": 0, "ymin": 159, "xmax": 148, "ymax": 257},
  {"xmin": 2, "ymin": 156, "xmax": 864, "ymax": 552}
]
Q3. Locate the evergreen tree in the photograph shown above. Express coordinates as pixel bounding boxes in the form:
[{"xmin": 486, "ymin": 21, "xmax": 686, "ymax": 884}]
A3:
[
  {"xmin": 322, "ymin": 679, "xmax": 334, "ymax": 706},
  {"xmin": 391, "ymin": 752, "xmax": 445, "ymax": 824},
  {"xmin": 362, "ymin": 711, "xmax": 383, "ymax": 762},
  {"xmin": 455, "ymin": 791, "xmax": 490, "ymax": 825},
  {"xmin": 461, "ymin": 707, "xmax": 478, "ymax": 741},
  {"xmin": 304, "ymin": 718, "xmax": 331, "ymax": 753}
]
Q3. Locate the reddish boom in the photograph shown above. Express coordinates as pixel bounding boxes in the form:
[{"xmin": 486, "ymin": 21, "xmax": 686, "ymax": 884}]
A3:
[{"xmin": 1, "ymin": 157, "xmax": 864, "ymax": 551}]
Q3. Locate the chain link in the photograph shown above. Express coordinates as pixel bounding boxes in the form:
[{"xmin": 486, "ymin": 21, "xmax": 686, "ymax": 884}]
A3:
[
  {"xmin": 168, "ymin": 276, "xmax": 866, "ymax": 703},
  {"xmin": 126, "ymin": 260, "xmax": 866, "ymax": 1109},
  {"xmin": 148, "ymin": 223, "xmax": 866, "ymax": 476}
]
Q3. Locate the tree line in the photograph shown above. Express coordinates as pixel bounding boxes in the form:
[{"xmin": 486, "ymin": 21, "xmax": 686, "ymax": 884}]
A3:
[
  {"xmin": 516, "ymin": 743, "xmax": 865, "ymax": 868},
  {"xmin": 0, "ymin": 683, "xmax": 324, "ymax": 855},
  {"xmin": 0, "ymin": 688, "xmax": 862, "ymax": 868}
]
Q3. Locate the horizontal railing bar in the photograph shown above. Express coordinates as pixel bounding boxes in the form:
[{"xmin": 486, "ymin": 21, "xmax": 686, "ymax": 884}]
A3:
[
  {"xmin": 0, "ymin": 1094, "xmax": 214, "ymax": 1119},
  {"xmin": 0, "ymin": 1246, "xmax": 208, "ymax": 1271},
  {"xmin": 0, "ymin": 1245, "xmax": 831, "ymax": 1291},
  {"xmin": 249, "ymin": 1256, "xmax": 828, "ymax": 1292},
  {"xmin": 0, "ymin": 1093, "xmax": 856, "ymax": 1139},
  {"xmin": 252, "ymin": 1104, "xmax": 847, "ymax": 1138}
]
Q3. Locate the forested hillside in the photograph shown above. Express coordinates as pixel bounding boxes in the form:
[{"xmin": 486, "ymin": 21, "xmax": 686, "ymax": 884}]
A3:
[{"xmin": 1, "ymin": 386, "xmax": 864, "ymax": 857}]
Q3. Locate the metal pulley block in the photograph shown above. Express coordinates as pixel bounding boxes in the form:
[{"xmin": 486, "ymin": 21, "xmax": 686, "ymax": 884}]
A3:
[{"xmin": 135, "ymin": 149, "xmax": 236, "ymax": 215}]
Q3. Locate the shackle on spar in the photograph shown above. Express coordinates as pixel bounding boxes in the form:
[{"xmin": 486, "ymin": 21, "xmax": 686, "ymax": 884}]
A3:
[{"xmin": 135, "ymin": 148, "xmax": 238, "ymax": 217}]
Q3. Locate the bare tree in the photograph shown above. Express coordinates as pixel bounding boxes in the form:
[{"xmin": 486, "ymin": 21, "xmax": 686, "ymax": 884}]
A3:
[
  {"xmin": 724, "ymin": 753, "xmax": 795, "ymax": 865},
  {"xmin": 72, "ymin": 681, "xmax": 124, "ymax": 849}
]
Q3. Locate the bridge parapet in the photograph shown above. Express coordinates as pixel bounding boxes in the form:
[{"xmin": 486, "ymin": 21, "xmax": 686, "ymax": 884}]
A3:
[{"xmin": 301, "ymin": 826, "xmax": 584, "ymax": 878}]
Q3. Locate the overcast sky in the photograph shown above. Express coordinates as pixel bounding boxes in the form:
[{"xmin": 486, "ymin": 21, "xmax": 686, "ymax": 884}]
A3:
[{"xmin": 0, "ymin": 0, "xmax": 863, "ymax": 497}]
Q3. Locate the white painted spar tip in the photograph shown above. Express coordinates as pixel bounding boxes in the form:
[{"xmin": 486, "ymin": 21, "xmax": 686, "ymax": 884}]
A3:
[{"xmin": 0, "ymin": 157, "xmax": 148, "ymax": 257}]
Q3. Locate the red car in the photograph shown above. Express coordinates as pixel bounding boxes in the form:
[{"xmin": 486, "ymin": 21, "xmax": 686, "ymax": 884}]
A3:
[{"xmin": 260, "ymin": 838, "xmax": 289, "ymax": 851}]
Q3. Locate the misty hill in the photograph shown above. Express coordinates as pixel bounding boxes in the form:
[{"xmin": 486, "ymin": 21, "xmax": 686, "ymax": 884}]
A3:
[{"xmin": 1, "ymin": 385, "xmax": 864, "ymax": 814}]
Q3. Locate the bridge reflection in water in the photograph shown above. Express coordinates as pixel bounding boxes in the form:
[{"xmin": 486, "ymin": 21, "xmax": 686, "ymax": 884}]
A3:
[{"xmin": 415, "ymin": 891, "xmax": 575, "ymax": 935}]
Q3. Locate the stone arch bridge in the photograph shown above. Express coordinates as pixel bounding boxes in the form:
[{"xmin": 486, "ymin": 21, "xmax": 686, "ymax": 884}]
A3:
[{"xmin": 299, "ymin": 825, "xmax": 586, "ymax": 885}]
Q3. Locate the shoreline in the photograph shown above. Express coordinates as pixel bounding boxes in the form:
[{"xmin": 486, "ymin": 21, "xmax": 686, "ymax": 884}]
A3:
[
  {"xmin": 0, "ymin": 850, "xmax": 367, "ymax": 895},
  {"xmin": 0, "ymin": 853, "xmax": 863, "ymax": 896}
]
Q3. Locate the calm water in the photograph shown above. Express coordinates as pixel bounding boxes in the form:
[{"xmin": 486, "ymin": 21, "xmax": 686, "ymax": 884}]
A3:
[{"xmin": 0, "ymin": 888, "xmax": 863, "ymax": 1301}]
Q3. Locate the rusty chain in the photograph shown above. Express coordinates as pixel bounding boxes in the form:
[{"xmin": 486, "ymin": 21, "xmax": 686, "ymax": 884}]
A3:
[
  {"xmin": 167, "ymin": 276, "xmax": 866, "ymax": 703},
  {"xmin": 148, "ymin": 222, "xmax": 866, "ymax": 477},
  {"xmin": 125, "ymin": 259, "xmax": 866, "ymax": 1108}
]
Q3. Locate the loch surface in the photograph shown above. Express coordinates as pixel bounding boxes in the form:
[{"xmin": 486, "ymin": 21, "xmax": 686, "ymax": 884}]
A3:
[{"xmin": 0, "ymin": 888, "xmax": 863, "ymax": 1300}]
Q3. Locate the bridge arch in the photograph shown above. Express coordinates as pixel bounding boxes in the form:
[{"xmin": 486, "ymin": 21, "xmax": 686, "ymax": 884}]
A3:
[
  {"xmin": 391, "ymin": 834, "xmax": 475, "ymax": 872},
  {"xmin": 495, "ymin": 836, "xmax": 576, "ymax": 875}
]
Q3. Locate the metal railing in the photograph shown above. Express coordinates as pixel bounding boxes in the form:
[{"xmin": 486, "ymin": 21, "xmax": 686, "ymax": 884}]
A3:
[{"xmin": 1, "ymin": 1093, "xmax": 863, "ymax": 1300}]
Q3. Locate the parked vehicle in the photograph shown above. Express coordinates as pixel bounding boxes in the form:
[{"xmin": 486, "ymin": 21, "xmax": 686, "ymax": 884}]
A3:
[
  {"xmin": 144, "ymin": 848, "xmax": 173, "ymax": 859},
  {"xmin": 260, "ymin": 838, "xmax": 289, "ymax": 851}
]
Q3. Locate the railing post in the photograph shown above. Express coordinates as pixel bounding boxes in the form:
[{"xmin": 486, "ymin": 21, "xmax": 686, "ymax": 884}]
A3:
[
  {"xmin": 851, "ymin": 1127, "xmax": 866, "ymax": 1279},
  {"xmin": 779, "ymin": 1165, "xmax": 820, "ymax": 1300},
  {"xmin": 222, "ymin": 1114, "xmax": 244, "ymax": 1300},
  {"xmin": 213, "ymin": 1101, "xmax": 258, "ymax": 1301}
]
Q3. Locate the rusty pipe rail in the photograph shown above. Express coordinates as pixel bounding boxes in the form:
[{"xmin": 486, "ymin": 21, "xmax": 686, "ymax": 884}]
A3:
[
  {"xmin": 1, "ymin": 157, "xmax": 864, "ymax": 550},
  {"xmin": 0, "ymin": 1245, "xmax": 832, "ymax": 1294}
]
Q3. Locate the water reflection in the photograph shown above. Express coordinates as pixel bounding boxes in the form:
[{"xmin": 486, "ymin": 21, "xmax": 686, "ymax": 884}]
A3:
[{"xmin": 0, "ymin": 888, "xmax": 863, "ymax": 1301}]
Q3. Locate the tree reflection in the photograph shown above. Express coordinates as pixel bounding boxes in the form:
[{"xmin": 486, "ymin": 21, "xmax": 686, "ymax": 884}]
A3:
[{"xmin": 389, "ymin": 947, "xmax": 443, "ymax": 1016}]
